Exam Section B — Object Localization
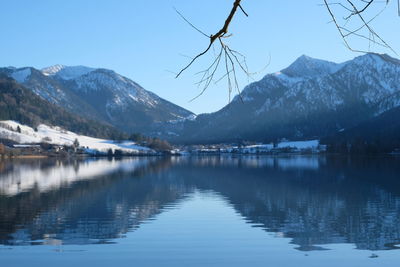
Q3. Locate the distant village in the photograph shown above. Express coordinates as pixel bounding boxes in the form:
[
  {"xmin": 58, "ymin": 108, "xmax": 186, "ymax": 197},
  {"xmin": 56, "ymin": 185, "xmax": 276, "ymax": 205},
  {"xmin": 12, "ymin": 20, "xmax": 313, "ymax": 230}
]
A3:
[
  {"xmin": 0, "ymin": 121, "xmax": 326, "ymax": 158},
  {"xmin": 0, "ymin": 139, "xmax": 326, "ymax": 159},
  {"xmin": 0, "ymin": 139, "xmax": 157, "ymax": 158},
  {"xmin": 173, "ymin": 141, "xmax": 326, "ymax": 156}
]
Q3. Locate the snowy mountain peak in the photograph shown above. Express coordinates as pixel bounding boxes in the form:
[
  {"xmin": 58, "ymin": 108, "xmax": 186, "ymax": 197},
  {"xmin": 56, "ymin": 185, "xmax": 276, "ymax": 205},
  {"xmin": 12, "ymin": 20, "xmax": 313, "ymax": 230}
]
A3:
[
  {"xmin": 297, "ymin": 54, "xmax": 313, "ymax": 61},
  {"xmin": 281, "ymin": 55, "xmax": 342, "ymax": 78},
  {"xmin": 41, "ymin": 64, "xmax": 65, "ymax": 75},
  {"xmin": 377, "ymin": 53, "xmax": 400, "ymax": 65},
  {"xmin": 174, "ymin": 53, "xmax": 400, "ymax": 143},
  {"xmin": 352, "ymin": 53, "xmax": 400, "ymax": 67},
  {"xmin": 41, "ymin": 65, "xmax": 96, "ymax": 80}
]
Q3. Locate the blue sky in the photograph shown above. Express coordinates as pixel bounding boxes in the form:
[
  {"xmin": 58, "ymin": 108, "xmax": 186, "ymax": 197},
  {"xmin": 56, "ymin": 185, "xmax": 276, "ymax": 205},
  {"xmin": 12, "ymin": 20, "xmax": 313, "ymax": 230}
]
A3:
[{"xmin": 1, "ymin": 0, "xmax": 399, "ymax": 114}]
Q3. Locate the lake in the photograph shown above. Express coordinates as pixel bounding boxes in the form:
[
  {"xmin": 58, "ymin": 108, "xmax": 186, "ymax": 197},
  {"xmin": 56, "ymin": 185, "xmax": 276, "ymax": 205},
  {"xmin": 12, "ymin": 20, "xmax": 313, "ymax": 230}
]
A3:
[{"xmin": 0, "ymin": 155, "xmax": 400, "ymax": 266}]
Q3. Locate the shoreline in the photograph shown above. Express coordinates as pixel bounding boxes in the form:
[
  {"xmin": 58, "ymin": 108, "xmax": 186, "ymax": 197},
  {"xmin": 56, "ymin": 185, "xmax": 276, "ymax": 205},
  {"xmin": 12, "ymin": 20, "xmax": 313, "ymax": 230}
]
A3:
[{"xmin": 1, "ymin": 152, "xmax": 399, "ymax": 161}]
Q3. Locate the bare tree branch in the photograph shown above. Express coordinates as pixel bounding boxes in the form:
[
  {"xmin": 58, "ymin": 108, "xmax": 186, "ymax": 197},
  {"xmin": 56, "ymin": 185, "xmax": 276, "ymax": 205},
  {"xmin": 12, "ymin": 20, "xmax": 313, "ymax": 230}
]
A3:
[
  {"xmin": 344, "ymin": 0, "xmax": 374, "ymax": 19},
  {"xmin": 174, "ymin": 0, "xmax": 399, "ymax": 103},
  {"xmin": 174, "ymin": 7, "xmax": 208, "ymax": 38},
  {"xmin": 398, "ymin": 0, "xmax": 400, "ymax": 15},
  {"xmin": 323, "ymin": 0, "xmax": 397, "ymax": 55},
  {"xmin": 175, "ymin": 0, "xmax": 245, "ymax": 79},
  {"xmin": 238, "ymin": 4, "xmax": 249, "ymax": 17},
  {"xmin": 175, "ymin": 0, "xmax": 253, "ymax": 103}
]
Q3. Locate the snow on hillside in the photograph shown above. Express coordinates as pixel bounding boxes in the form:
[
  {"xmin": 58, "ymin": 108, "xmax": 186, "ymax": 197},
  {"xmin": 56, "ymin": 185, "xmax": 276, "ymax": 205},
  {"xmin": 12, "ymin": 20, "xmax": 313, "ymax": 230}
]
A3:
[
  {"xmin": 281, "ymin": 55, "xmax": 344, "ymax": 78},
  {"xmin": 74, "ymin": 69, "xmax": 160, "ymax": 109},
  {"xmin": 277, "ymin": 140, "xmax": 320, "ymax": 149},
  {"xmin": 0, "ymin": 120, "xmax": 153, "ymax": 154},
  {"xmin": 41, "ymin": 64, "xmax": 95, "ymax": 80},
  {"xmin": 239, "ymin": 140, "xmax": 321, "ymax": 153},
  {"xmin": 41, "ymin": 64, "xmax": 65, "ymax": 75}
]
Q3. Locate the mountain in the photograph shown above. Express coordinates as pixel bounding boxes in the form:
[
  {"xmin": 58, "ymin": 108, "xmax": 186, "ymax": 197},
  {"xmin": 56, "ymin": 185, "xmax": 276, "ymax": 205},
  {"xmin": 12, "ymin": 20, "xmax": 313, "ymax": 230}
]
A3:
[
  {"xmin": 41, "ymin": 64, "xmax": 95, "ymax": 79},
  {"xmin": 280, "ymin": 54, "xmax": 342, "ymax": 78},
  {"xmin": 168, "ymin": 53, "xmax": 400, "ymax": 144},
  {"xmin": 322, "ymin": 105, "xmax": 400, "ymax": 153},
  {"xmin": 3, "ymin": 53, "xmax": 399, "ymax": 146},
  {"xmin": 0, "ymin": 74, "xmax": 122, "ymax": 139},
  {"xmin": 0, "ymin": 65, "xmax": 194, "ymax": 134}
]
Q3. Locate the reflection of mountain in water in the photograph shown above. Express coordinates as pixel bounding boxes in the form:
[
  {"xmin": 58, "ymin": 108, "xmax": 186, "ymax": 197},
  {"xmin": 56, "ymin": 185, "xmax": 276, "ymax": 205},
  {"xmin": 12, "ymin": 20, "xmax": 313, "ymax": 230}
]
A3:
[
  {"xmin": 0, "ymin": 158, "xmax": 156, "ymax": 196},
  {"xmin": 0, "ymin": 156, "xmax": 399, "ymax": 251},
  {"xmin": 175, "ymin": 156, "xmax": 400, "ymax": 251},
  {"xmin": 0, "ymin": 158, "xmax": 186, "ymax": 245}
]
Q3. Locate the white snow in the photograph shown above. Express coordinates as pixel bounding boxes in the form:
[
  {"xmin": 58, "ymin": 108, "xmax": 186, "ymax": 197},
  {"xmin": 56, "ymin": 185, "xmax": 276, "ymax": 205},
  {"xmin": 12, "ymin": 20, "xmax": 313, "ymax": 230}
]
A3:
[
  {"xmin": 281, "ymin": 55, "xmax": 345, "ymax": 78},
  {"xmin": 74, "ymin": 70, "xmax": 160, "ymax": 109},
  {"xmin": 10, "ymin": 68, "xmax": 31, "ymax": 83},
  {"xmin": 237, "ymin": 140, "xmax": 320, "ymax": 153},
  {"xmin": 186, "ymin": 114, "xmax": 197, "ymax": 121},
  {"xmin": 274, "ymin": 71, "xmax": 305, "ymax": 84},
  {"xmin": 277, "ymin": 140, "xmax": 319, "ymax": 149},
  {"xmin": 241, "ymin": 144, "xmax": 274, "ymax": 153},
  {"xmin": 41, "ymin": 64, "xmax": 65, "ymax": 75},
  {"xmin": 41, "ymin": 65, "xmax": 95, "ymax": 80},
  {"xmin": 0, "ymin": 120, "xmax": 153, "ymax": 154},
  {"xmin": 168, "ymin": 114, "xmax": 197, "ymax": 124}
]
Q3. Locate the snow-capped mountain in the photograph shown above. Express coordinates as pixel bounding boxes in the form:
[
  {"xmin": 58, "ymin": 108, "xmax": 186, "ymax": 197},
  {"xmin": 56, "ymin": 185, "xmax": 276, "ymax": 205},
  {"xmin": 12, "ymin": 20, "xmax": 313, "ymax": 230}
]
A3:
[
  {"xmin": 0, "ymin": 74, "xmax": 121, "ymax": 138},
  {"xmin": 280, "ymin": 54, "xmax": 343, "ymax": 78},
  {"xmin": 0, "ymin": 65, "xmax": 193, "ymax": 134},
  {"xmin": 171, "ymin": 53, "xmax": 400, "ymax": 143},
  {"xmin": 41, "ymin": 64, "xmax": 95, "ymax": 80},
  {"xmin": 3, "ymin": 53, "xmax": 399, "ymax": 144}
]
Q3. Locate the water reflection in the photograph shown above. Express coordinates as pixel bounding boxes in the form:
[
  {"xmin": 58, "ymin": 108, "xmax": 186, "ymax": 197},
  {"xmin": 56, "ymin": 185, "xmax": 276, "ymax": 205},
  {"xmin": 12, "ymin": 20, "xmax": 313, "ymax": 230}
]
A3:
[{"xmin": 0, "ymin": 156, "xmax": 399, "ymax": 251}]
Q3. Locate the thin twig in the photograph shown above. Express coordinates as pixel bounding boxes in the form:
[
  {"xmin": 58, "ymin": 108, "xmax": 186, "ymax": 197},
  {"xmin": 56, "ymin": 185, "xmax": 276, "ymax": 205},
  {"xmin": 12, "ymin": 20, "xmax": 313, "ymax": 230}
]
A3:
[
  {"xmin": 176, "ymin": 0, "xmax": 245, "ymax": 79},
  {"xmin": 174, "ymin": 0, "xmax": 253, "ymax": 103},
  {"xmin": 174, "ymin": 7, "xmax": 208, "ymax": 37},
  {"xmin": 323, "ymin": 0, "xmax": 396, "ymax": 55},
  {"xmin": 239, "ymin": 4, "xmax": 249, "ymax": 16}
]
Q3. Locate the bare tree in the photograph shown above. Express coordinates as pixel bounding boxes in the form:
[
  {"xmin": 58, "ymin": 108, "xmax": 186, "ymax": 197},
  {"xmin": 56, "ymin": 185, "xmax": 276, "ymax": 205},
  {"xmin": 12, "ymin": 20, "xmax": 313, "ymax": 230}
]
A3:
[
  {"xmin": 323, "ymin": 0, "xmax": 399, "ymax": 54},
  {"xmin": 175, "ymin": 0, "xmax": 251, "ymax": 101},
  {"xmin": 176, "ymin": 0, "xmax": 399, "ymax": 100}
]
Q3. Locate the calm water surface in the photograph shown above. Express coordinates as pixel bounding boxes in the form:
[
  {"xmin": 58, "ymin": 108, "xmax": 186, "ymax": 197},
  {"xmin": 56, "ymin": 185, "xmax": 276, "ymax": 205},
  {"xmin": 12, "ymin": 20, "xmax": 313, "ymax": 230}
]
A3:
[{"xmin": 0, "ymin": 156, "xmax": 400, "ymax": 266}]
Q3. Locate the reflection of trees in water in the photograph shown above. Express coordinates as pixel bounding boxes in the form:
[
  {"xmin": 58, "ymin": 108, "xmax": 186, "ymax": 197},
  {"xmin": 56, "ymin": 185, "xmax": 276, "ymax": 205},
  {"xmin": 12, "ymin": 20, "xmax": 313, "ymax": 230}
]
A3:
[
  {"xmin": 0, "ymin": 157, "xmax": 179, "ymax": 245},
  {"xmin": 173, "ymin": 156, "xmax": 400, "ymax": 251},
  {"xmin": 0, "ymin": 156, "xmax": 400, "ymax": 250}
]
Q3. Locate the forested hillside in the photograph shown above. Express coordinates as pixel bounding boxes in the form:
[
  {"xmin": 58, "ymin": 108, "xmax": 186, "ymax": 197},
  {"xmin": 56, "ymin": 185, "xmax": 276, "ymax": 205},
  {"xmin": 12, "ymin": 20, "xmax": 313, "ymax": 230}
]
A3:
[{"xmin": 0, "ymin": 74, "xmax": 123, "ymax": 139}]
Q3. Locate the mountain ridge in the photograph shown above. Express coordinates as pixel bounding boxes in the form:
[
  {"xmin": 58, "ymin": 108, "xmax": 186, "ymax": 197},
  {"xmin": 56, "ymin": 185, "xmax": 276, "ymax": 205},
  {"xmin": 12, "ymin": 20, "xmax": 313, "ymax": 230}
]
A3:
[
  {"xmin": 0, "ymin": 65, "xmax": 194, "ymax": 135},
  {"xmin": 0, "ymin": 74, "xmax": 122, "ymax": 139},
  {"xmin": 2, "ymin": 53, "xmax": 399, "ymax": 146},
  {"xmin": 164, "ymin": 53, "xmax": 400, "ymax": 144}
]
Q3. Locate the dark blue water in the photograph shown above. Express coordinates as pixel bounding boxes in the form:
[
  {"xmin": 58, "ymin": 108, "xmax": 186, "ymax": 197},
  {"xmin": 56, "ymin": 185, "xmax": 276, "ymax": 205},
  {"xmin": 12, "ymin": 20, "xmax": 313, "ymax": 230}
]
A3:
[{"xmin": 0, "ymin": 156, "xmax": 400, "ymax": 266}]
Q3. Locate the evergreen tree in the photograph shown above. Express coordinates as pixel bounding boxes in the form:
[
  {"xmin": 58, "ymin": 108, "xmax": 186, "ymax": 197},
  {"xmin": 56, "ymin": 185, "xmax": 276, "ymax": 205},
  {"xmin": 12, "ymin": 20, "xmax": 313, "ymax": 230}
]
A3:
[
  {"xmin": 73, "ymin": 138, "xmax": 80, "ymax": 148},
  {"xmin": 0, "ymin": 143, "xmax": 5, "ymax": 155}
]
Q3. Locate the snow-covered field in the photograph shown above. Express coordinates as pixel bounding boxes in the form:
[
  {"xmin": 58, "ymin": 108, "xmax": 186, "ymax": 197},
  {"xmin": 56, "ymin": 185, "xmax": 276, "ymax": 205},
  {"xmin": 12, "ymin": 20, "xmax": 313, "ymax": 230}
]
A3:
[
  {"xmin": 242, "ymin": 140, "xmax": 320, "ymax": 152},
  {"xmin": 0, "ymin": 120, "xmax": 153, "ymax": 154},
  {"xmin": 277, "ymin": 140, "xmax": 320, "ymax": 149},
  {"xmin": 238, "ymin": 140, "xmax": 322, "ymax": 154}
]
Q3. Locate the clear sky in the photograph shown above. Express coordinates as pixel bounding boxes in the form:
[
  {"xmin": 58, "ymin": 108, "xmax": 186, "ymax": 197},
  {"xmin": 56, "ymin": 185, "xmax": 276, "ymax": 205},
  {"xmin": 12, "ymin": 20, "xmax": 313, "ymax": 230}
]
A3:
[{"xmin": 1, "ymin": 0, "xmax": 399, "ymax": 114}]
